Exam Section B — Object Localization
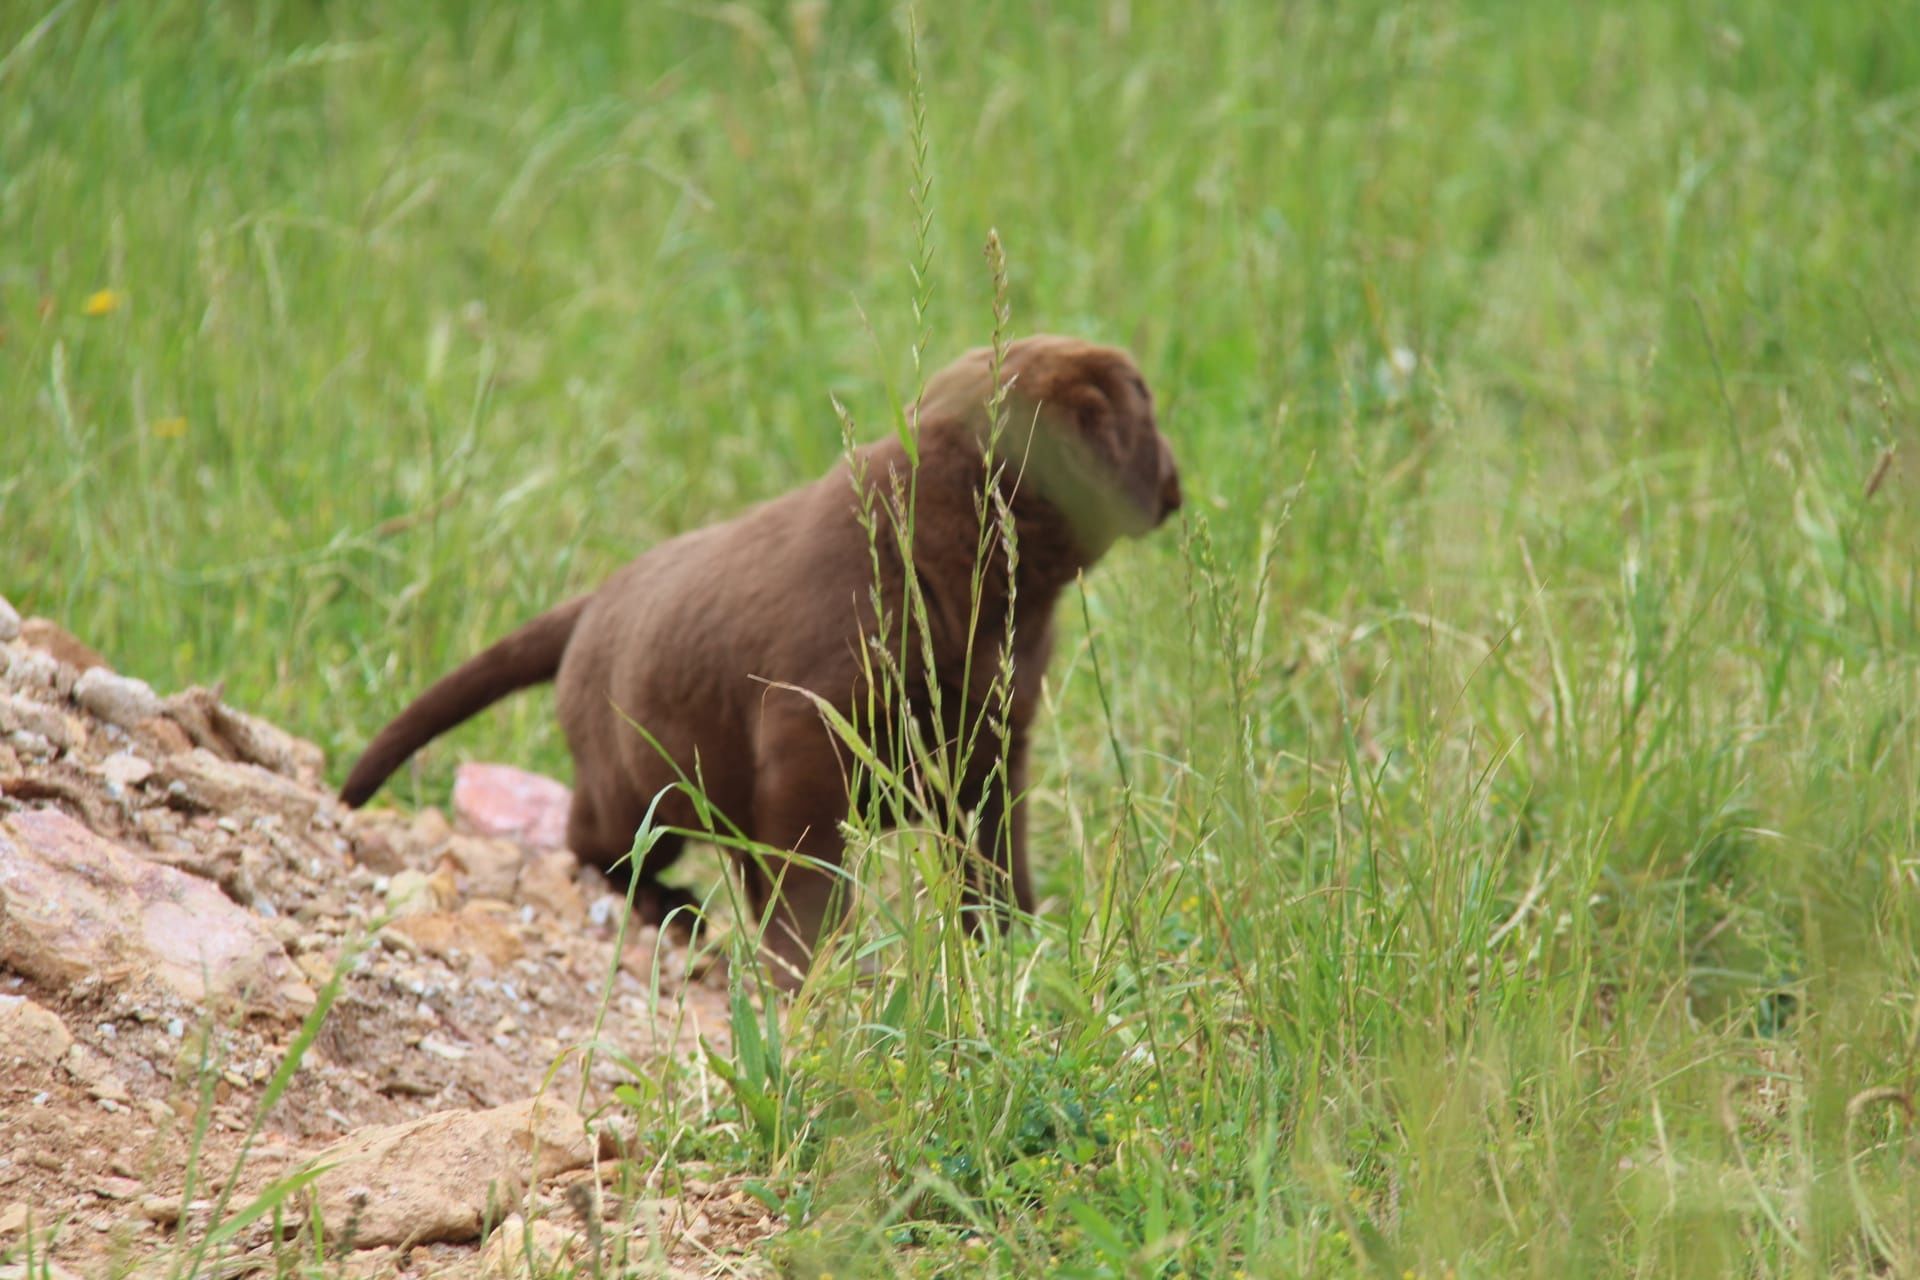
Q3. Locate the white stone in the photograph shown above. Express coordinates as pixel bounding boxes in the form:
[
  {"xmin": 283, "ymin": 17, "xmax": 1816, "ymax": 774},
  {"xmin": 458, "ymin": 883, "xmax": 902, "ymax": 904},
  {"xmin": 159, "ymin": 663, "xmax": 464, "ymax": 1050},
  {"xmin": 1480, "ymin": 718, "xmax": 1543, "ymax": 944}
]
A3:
[
  {"xmin": 100, "ymin": 752, "xmax": 155, "ymax": 790},
  {"xmin": 3, "ymin": 646, "xmax": 59, "ymax": 691},
  {"xmin": 72, "ymin": 668, "xmax": 162, "ymax": 728}
]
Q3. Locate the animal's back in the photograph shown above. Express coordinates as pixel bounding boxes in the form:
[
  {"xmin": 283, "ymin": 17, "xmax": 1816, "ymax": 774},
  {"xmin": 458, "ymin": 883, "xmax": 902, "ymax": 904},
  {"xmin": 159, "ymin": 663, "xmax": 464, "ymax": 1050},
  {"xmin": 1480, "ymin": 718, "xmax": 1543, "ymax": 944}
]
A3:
[{"xmin": 553, "ymin": 456, "xmax": 883, "ymax": 834}]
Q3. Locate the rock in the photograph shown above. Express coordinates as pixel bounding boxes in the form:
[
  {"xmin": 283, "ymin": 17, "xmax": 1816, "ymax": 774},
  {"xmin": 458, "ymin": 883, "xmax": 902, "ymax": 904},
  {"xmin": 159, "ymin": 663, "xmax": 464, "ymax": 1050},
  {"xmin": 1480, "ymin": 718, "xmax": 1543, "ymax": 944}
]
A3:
[
  {"xmin": 20, "ymin": 617, "xmax": 107, "ymax": 672},
  {"xmin": 0, "ymin": 1261, "xmax": 81, "ymax": 1280},
  {"xmin": 303, "ymin": 1097, "xmax": 604, "ymax": 1247},
  {"xmin": 64, "ymin": 1043, "xmax": 130, "ymax": 1102},
  {"xmin": 0, "ymin": 1202, "xmax": 25, "ymax": 1235},
  {"xmin": 132, "ymin": 716, "xmax": 194, "ymax": 756},
  {"xmin": 0, "ymin": 808, "xmax": 314, "ymax": 1014},
  {"xmin": 0, "ymin": 595, "xmax": 19, "ymax": 643},
  {"xmin": 94, "ymin": 1176, "xmax": 143, "ymax": 1201},
  {"xmin": 345, "ymin": 810, "xmax": 412, "ymax": 874},
  {"xmin": 385, "ymin": 868, "xmax": 455, "ymax": 918},
  {"xmin": 73, "ymin": 668, "xmax": 163, "ymax": 728},
  {"xmin": 295, "ymin": 950, "xmax": 338, "ymax": 986},
  {"xmin": 2, "ymin": 645, "xmax": 60, "ymax": 692},
  {"xmin": 0, "ymin": 692, "xmax": 84, "ymax": 753},
  {"xmin": 479, "ymin": 1213, "xmax": 575, "ymax": 1278},
  {"xmin": 452, "ymin": 764, "xmax": 570, "ymax": 850},
  {"xmin": 138, "ymin": 1195, "xmax": 179, "ymax": 1225},
  {"xmin": 161, "ymin": 688, "xmax": 325, "ymax": 783},
  {"xmin": 210, "ymin": 699, "xmax": 325, "ymax": 782},
  {"xmin": 443, "ymin": 835, "xmax": 524, "ymax": 902},
  {"xmin": 4, "ymin": 730, "xmax": 51, "ymax": 762},
  {"xmin": 157, "ymin": 748, "xmax": 319, "ymax": 826},
  {"xmin": 409, "ymin": 807, "xmax": 455, "ymax": 854},
  {"xmin": 154, "ymin": 686, "xmax": 227, "ymax": 758},
  {"xmin": 0, "ymin": 994, "xmax": 74, "ymax": 1067},
  {"xmin": 618, "ymin": 931, "xmax": 660, "ymax": 981},
  {"xmin": 384, "ymin": 905, "xmax": 525, "ymax": 972},
  {"xmin": 101, "ymin": 751, "xmax": 156, "ymax": 791},
  {"xmin": 516, "ymin": 850, "xmax": 585, "ymax": 922}
]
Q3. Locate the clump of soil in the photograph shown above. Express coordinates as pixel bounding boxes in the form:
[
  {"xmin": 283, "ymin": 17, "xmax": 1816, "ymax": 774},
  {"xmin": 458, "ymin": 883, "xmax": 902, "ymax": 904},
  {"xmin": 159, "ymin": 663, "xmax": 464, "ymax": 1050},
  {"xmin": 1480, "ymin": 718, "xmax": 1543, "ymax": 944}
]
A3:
[{"xmin": 0, "ymin": 598, "xmax": 773, "ymax": 1277}]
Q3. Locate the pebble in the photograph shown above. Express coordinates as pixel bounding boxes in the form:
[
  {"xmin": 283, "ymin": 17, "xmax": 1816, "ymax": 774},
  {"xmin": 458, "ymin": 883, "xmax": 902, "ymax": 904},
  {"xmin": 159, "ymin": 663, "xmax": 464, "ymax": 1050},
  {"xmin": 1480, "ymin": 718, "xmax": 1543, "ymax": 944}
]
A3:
[
  {"xmin": 7, "ymin": 729, "xmax": 52, "ymax": 760},
  {"xmin": 137, "ymin": 1195, "xmax": 180, "ymax": 1225},
  {"xmin": 418, "ymin": 1034, "xmax": 470, "ymax": 1062},
  {"xmin": 385, "ymin": 868, "xmax": 445, "ymax": 916},
  {"xmin": 100, "ymin": 751, "xmax": 156, "ymax": 790},
  {"xmin": 295, "ymin": 952, "xmax": 335, "ymax": 986}
]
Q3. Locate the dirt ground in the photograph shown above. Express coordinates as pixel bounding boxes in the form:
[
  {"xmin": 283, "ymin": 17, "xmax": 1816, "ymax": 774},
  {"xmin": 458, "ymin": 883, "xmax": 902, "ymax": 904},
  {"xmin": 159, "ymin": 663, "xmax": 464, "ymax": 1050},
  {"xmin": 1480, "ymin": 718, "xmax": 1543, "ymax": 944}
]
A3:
[{"xmin": 0, "ymin": 600, "xmax": 775, "ymax": 1277}]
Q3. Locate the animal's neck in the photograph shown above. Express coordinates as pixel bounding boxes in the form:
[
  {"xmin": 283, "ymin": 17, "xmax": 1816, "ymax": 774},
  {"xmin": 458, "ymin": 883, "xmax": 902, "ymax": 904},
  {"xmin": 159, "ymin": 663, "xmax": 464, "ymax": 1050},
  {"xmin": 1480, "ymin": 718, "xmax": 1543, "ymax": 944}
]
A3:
[
  {"xmin": 862, "ymin": 434, "xmax": 1089, "ymax": 677},
  {"xmin": 996, "ymin": 479, "xmax": 1087, "ymax": 630},
  {"xmin": 921, "ymin": 441, "xmax": 1085, "ymax": 602}
]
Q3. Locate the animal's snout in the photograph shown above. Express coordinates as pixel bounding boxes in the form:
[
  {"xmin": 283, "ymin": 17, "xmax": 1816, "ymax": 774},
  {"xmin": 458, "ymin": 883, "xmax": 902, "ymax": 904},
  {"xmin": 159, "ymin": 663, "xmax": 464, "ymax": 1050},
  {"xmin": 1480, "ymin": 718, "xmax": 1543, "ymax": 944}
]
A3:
[{"xmin": 1155, "ymin": 437, "xmax": 1182, "ymax": 524}]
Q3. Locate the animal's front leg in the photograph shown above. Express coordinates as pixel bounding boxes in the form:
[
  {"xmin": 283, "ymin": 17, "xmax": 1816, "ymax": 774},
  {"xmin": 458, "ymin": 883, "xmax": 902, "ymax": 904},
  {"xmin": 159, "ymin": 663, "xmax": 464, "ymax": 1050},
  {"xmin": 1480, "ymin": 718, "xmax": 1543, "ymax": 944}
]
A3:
[
  {"xmin": 742, "ymin": 705, "xmax": 853, "ymax": 990},
  {"xmin": 961, "ymin": 735, "xmax": 1035, "ymax": 931}
]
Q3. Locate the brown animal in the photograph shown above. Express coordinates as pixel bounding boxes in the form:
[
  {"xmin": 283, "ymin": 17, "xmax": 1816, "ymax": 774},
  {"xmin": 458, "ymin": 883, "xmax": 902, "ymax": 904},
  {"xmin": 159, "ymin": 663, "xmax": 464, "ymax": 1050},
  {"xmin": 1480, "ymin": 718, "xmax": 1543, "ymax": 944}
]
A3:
[{"xmin": 340, "ymin": 335, "xmax": 1181, "ymax": 986}]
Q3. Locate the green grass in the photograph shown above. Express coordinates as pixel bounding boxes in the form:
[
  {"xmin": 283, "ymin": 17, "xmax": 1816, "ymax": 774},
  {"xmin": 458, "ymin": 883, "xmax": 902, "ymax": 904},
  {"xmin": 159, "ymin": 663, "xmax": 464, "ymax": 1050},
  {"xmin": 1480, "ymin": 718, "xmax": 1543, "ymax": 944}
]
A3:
[{"xmin": 6, "ymin": 0, "xmax": 1920, "ymax": 1275}]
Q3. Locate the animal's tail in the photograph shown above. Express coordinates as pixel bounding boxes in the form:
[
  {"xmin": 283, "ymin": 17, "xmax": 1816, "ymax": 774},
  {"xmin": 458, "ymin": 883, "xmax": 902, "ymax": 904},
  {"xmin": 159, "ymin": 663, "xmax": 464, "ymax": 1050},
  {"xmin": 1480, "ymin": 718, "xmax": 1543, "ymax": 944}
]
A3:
[{"xmin": 338, "ymin": 595, "xmax": 590, "ymax": 807}]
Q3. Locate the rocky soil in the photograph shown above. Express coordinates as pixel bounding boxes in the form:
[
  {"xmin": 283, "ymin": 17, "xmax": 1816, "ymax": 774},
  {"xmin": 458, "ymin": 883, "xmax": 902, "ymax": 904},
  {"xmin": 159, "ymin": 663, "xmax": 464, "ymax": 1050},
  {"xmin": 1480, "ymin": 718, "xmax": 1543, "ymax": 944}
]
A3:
[{"xmin": 0, "ymin": 596, "xmax": 773, "ymax": 1278}]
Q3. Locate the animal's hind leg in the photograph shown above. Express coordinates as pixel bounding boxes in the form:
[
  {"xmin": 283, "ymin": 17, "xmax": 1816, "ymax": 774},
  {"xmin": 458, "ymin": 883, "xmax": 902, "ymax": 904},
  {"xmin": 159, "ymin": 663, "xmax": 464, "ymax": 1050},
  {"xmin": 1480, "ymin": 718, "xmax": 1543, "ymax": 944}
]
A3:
[{"xmin": 566, "ymin": 779, "xmax": 698, "ymax": 933}]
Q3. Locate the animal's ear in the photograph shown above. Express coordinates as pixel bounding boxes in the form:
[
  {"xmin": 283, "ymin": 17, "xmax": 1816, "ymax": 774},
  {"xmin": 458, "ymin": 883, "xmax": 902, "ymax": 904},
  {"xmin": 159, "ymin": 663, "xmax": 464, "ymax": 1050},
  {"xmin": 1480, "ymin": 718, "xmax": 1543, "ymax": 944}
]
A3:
[
  {"xmin": 1060, "ymin": 351, "xmax": 1156, "ymax": 434},
  {"xmin": 1059, "ymin": 378, "xmax": 1121, "ymax": 443},
  {"xmin": 1055, "ymin": 358, "xmax": 1170, "ymax": 536}
]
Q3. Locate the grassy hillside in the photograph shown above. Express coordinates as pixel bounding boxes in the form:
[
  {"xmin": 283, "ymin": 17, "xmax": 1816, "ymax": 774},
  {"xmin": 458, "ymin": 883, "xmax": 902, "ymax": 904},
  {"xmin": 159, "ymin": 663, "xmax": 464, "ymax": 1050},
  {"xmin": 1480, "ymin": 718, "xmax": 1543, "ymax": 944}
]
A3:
[{"xmin": 4, "ymin": 0, "xmax": 1918, "ymax": 1274}]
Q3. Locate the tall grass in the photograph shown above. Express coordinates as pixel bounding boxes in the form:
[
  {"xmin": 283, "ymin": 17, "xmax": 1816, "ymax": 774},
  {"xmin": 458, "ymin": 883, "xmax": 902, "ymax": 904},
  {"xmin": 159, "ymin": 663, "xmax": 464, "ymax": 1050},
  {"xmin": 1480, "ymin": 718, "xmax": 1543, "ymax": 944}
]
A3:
[{"xmin": 5, "ymin": 0, "xmax": 1919, "ymax": 1274}]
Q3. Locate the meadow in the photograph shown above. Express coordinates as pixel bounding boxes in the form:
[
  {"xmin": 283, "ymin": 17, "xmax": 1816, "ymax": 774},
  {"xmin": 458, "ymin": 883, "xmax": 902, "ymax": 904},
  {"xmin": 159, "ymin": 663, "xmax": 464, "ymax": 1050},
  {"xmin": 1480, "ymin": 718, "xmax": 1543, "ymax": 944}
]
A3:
[{"xmin": 4, "ymin": 0, "xmax": 1919, "ymax": 1274}]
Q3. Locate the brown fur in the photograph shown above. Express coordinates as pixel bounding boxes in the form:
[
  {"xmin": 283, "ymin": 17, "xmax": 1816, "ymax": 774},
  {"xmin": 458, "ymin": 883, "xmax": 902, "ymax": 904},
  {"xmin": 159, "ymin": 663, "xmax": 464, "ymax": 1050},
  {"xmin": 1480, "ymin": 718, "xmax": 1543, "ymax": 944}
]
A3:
[{"xmin": 340, "ymin": 335, "xmax": 1180, "ymax": 987}]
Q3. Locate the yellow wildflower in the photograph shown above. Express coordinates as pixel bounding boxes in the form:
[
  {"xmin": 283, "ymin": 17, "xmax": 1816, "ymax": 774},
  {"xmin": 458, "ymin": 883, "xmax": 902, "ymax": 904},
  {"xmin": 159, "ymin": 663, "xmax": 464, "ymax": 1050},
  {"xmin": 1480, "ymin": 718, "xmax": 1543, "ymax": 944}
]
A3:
[
  {"xmin": 152, "ymin": 417, "xmax": 187, "ymax": 439},
  {"xmin": 83, "ymin": 289, "xmax": 125, "ymax": 317}
]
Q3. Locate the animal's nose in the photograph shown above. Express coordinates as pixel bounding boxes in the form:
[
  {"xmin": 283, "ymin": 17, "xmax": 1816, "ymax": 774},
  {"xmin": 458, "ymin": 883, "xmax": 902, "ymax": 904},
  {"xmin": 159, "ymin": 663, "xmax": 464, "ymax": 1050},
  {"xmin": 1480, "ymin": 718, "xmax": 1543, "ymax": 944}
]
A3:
[
  {"xmin": 1158, "ymin": 475, "xmax": 1183, "ymax": 524},
  {"xmin": 1156, "ymin": 440, "xmax": 1182, "ymax": 523}
]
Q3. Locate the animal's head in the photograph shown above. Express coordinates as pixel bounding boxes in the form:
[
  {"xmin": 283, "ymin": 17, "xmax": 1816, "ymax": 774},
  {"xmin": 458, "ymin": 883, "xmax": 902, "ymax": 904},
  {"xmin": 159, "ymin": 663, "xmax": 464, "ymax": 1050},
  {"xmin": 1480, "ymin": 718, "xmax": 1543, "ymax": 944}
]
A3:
[{"xmin": 917, "ymin": 335, "xmax": 1182, "ymax": 560}]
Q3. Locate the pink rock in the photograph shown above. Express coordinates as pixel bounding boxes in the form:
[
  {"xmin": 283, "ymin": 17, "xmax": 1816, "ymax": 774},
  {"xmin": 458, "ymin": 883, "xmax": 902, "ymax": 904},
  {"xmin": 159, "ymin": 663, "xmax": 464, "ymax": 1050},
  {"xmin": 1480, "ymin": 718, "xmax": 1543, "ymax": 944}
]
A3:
[
  {"xmin": 0, "ymin": 808, "xmax": 313, "ymax": 1015},
  {"xmin": 451, "ymin": 763, "xmax": 570, "ymax": 850}
]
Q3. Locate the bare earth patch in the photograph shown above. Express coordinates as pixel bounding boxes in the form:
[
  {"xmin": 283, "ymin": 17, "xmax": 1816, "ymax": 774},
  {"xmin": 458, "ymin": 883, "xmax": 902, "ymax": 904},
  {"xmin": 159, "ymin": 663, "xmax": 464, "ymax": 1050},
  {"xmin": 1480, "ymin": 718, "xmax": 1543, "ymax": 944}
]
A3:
[{"xmin": 0, "ymin": 600, "xmax": 772, "ymax": 1278}]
